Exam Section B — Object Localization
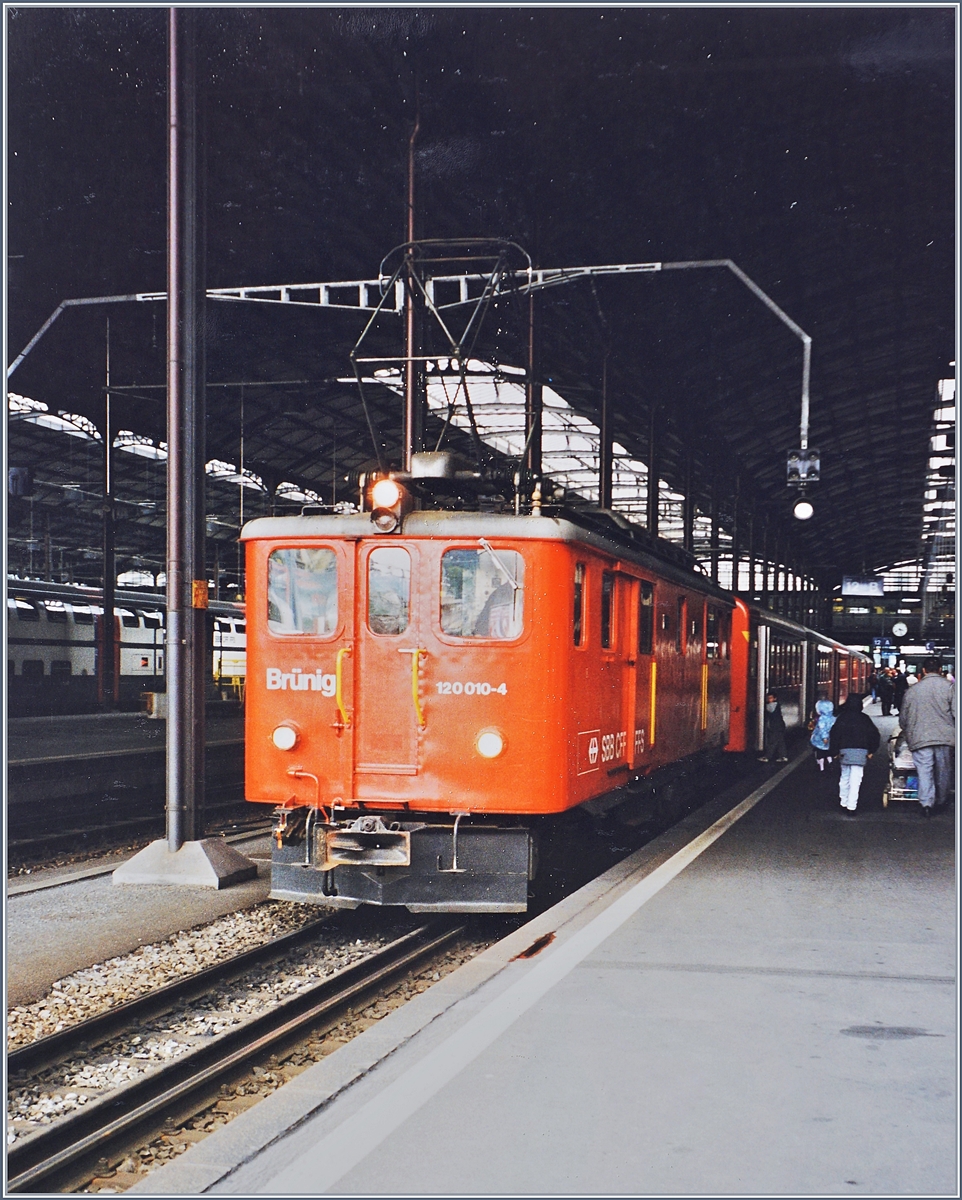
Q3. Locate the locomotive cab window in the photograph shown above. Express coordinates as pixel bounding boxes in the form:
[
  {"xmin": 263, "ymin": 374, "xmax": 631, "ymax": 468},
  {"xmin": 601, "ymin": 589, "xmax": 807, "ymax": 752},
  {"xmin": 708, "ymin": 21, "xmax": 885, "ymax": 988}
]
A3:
[
  {"xmin": 267, "ymin": 548, "xmax": 338, "ymax": 636},
  {"xmin": 573, "ymin": 562, "xmax": 586, "ymax": 646},
  {"xmin": 689, "ymin": 606, "xmax": 701, "ymax": 648},
  {"xmin": 368, "ymin": 546, "xmax": 411, "ymax": 635},
  {"xmin": 638, "ymin": 581, "xmax": 654, "ymax": 654},
  {"xmin": 441, "ymin": 547, "xmax": 524, "ymax": 639},
  {"xmin": 601, "ymin": 572, "xmax": 615, "ymax": 649}
]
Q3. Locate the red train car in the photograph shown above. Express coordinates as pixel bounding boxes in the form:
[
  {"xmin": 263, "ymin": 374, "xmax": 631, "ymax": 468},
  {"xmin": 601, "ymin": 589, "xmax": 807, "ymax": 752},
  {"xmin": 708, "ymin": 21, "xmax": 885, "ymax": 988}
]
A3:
[
  {"xmin": 727, "ymin": 599, "xmax": 872, "ymax": 754},
  {"xmin": 243, "ymin": 490, "xmax": 870, "ymax": 913},
  {"xmin": 242, "ymin": 508, "xmax": 734, "ymax": 911}
]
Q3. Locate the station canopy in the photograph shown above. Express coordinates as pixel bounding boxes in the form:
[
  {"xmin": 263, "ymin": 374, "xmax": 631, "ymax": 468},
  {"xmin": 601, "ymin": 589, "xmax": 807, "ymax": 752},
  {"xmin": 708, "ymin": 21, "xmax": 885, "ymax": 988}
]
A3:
[{"xmin": 6, "ymin": 8, "xmax": 955, "ymax": 596}]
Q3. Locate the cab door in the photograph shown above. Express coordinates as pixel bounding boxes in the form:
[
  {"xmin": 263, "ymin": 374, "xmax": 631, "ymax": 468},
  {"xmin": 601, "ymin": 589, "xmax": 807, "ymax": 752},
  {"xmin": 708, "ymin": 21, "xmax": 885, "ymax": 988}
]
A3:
[
  {"xmin": 598, "ymin": 570, "xmax": 633, "ymax": 778},
  {"xmin": 354, "ymin": 542, "xmax": 421, "ymax": 776}
]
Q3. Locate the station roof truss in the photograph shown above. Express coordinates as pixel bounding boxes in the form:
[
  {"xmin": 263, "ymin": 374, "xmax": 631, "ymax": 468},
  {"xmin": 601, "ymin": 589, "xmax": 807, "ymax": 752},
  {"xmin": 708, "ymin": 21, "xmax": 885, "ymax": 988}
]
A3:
[{"xmin": 5, "ymin": 7, "xmax": 955, "ymax": 598}]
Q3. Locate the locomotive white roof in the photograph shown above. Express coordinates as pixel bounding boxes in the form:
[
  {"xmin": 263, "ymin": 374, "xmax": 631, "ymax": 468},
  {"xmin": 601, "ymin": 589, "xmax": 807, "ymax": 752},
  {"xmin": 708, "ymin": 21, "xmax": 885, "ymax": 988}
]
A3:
[{"xmin": 240, "ymin": 510, "xmax": 734, "ymax": 601}]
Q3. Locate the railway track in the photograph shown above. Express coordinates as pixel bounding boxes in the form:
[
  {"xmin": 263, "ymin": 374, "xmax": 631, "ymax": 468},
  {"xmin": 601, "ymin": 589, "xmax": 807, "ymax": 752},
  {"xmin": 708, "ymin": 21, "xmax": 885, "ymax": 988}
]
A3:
[{"xmin": 7, "ymin": 919, "xmax": 463, "ymax": 1193}]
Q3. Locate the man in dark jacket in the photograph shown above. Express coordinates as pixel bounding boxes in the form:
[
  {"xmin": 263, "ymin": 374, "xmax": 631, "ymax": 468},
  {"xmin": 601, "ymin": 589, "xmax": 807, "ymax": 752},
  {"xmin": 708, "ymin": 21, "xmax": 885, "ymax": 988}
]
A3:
[
  {"xmin": 829, "ymin": 694, "xmax": 881, "ymax": 813},
  {"xmin": 876, "ymin": 670, "xmax": 895, "ymax": 716},
  {"xmin": 898, "ymin": 657, "xmax": 955, "ymax": 816},
  {"xmin": 759, "ymin": 693, "xmax": 788, "ymax": 762}
]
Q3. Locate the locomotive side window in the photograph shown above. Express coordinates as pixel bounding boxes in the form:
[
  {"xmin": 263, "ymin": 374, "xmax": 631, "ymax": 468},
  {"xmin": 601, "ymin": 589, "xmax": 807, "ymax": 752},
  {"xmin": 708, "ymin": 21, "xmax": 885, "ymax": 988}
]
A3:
[
  {"xmin": 141, "ymin": 611, "xmax": 163, "ymax": 629},
  {"xmin": 71, "ymin": 605, "xmax": 95, "ymax": 625},
  {"xmin": 44, "ymin": 601, "xmax": 68, "ymax": 623},
  {"xmin": 600, "ymin": 572, "xmax": 615, "ymax": 649},
  {"xmin": 267, "ymin": 548, "xmax": 338, "ymax": 636},
  {"xmin": 368, "ymin": 547, "xmax": 411, "ymax": 636},
  {"xmin": 638, "ymin": 581, "xmax": 654, "ymax": 654},
  {"xmin": 676, "ymin": 597, "xmax": 687, "ymax": 653},
  {"xmin": 573, "ymin": 562, "xmax": 586, "ymax": 646},
  {"xmin": 119, "ymin": 609, "xmax": 139, "ymax": 628},
  {"xmin": 440, "ymin": 548, "xmax": 524, "ymax": 639},
  {"xmin": 706, "ymin": 606, "xmax": 720, "ymax": 658}
]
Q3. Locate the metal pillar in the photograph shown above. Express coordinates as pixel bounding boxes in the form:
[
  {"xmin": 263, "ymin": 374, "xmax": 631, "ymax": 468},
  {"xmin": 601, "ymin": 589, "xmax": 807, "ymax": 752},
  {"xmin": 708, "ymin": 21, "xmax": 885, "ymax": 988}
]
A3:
[
  {"xmin": 525, "ymin": 291, "xmax": 543, "ymax": 479},
  {"xmin": 402, "ymin": 113, "xmax": 424, "ymax": 472},
  {"xmin": 746, "ymin": 512, "xmax": 755, "ymax": 596},
  {"xmin": 166, "ymin": 6, "xmax": 206, "ymax": 853},
  {"xmin": 709, "ymin": 481, "xmax": 719, "ymax": 584},
  {"xmin": 683, "ymin": 452, "xmax": 694, "ymax": 553},
  {"xmin": 646, "ymin": 408, "xmax": 659, "ymax": 538},
  {"xmin": 599, "ymin": 353, "xmax": 612, "ymax": 508},
  {"xmin": 101, "ymin": 318, "xmax": 116, "ymax": 709},
  {"xmin": 731, "ymin": 480, "xmax": 740, "ymax": 593}
]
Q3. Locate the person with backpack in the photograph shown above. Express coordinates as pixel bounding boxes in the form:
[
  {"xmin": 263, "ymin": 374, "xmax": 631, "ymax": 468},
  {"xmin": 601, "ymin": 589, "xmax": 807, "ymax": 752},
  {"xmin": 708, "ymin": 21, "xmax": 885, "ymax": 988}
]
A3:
[{"xmin": 828, "ymin": 694, "xmax": 881, "ymax": 812}]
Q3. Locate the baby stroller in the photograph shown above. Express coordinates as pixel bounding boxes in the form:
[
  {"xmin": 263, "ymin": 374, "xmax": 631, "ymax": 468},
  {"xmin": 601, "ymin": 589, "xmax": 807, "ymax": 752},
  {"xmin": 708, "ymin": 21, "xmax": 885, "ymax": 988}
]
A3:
[{"xmin": 882, "ymin": 727, "xmax": 919, "ymax": 808}]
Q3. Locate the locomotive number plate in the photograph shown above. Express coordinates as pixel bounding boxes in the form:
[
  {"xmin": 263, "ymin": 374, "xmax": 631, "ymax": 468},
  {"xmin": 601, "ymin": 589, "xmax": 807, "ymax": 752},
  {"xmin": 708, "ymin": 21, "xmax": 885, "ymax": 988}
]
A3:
[{"xmin": 435, "ymin": 681, "xmax": 508, "ymax": 695}]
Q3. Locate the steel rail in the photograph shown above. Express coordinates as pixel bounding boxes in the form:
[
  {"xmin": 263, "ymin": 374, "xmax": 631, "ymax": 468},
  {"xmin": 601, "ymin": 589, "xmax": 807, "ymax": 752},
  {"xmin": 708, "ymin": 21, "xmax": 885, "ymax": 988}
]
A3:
[
  {"xmin": 8, "ymin": 914, "xmax": 333, "ymax": 1075},
  {"xmin": 7, "ymin": 920, "xmax": 462, "ymax": 1193}
]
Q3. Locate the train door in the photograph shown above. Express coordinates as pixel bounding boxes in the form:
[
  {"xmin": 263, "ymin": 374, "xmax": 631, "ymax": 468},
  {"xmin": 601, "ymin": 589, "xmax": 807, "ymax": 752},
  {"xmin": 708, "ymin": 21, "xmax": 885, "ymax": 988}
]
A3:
[
  {"xmin": 619, "ymin": 575, "xmax": 638, "ymax": 774},
  {"xmin": 353, "ymin": 542, "xmax": 421, "ymax": 775},
  {"xmin": 597, "ymin": 570, "xmax": 632, "ymax": 777},
  {"xmin": 704, "ymin": 602, "xmax": 730, "ymax": 746},
  {"xmin": 631, "ymin": 579, "xmax": 655, "ymax": 764},
  {"xmin": 755, "ymin": 621, "xmax": 770, "ymax": 751}
]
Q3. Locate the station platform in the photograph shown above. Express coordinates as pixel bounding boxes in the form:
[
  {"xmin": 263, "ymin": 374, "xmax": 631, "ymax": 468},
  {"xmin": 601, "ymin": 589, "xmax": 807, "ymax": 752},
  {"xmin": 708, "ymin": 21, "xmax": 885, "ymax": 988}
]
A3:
[
  {"xmin": 7, "ymin": 707, "xmax": 243, "ymax": 766},
  {"xmin": 128, "ymin": 710, "xmax": 956, "ymax": 1197},
  {"xmin": 7, "ymin": 834, "xmax": 272, "ymax": 1006}
]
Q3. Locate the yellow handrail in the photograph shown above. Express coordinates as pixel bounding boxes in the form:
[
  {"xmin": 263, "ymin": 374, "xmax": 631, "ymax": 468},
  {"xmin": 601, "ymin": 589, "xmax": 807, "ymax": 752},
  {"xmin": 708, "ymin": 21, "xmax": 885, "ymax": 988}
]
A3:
[
  {"xmin": 649, "ymin": 660, "xmax": 657, "ymax": 746},
  {"xmin": 399, "ymin": 648, "xmax": 427, "ymax": 728},
  {"xmin": 335, "ymin": 646, "xmax": 352, "ymax": 727},
  {"xmin": 701, "ymin": 661, "xmax": 709, "ymax": 730}
]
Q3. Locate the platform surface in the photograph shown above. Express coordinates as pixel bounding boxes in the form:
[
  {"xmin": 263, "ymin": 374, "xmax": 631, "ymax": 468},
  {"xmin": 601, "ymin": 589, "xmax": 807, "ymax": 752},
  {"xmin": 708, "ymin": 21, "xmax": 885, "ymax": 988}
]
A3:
[
  {"xmin": 128, "ymin": 707, "xmax": 956, "ymax": 1197},
  {"xmin": 6, "ymin": 835, "xmax": 271, "ymax": 1006}
]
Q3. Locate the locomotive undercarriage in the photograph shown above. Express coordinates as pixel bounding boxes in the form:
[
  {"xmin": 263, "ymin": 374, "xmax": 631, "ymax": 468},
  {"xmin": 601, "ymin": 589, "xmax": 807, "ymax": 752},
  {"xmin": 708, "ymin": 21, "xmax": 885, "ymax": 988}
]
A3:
[{"xmin": 270, "ymin": 807, "xmax": 534, "ymax": 912}]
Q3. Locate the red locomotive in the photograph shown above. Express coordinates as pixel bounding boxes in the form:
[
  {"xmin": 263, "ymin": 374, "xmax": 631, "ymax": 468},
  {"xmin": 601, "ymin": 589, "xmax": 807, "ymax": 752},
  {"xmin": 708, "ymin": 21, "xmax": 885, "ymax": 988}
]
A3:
[{"xmin": 242, "ymin": 460, "xmax": 870, "ymax": 913}]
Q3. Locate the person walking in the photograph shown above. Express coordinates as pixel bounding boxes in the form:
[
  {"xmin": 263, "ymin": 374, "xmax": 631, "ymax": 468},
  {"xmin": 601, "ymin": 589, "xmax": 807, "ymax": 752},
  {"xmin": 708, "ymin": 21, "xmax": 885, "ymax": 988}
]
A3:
[
  {"xmin": 893, "ymin": 669, "xmax": 909, "ymax": 713},
  {"xmin": 828, "ymin": 694, "xmax": 880, "ymax": 812},
  {"xmin": 759, "ymin": 693, "xmax": 788, "ymax": 762},
  {"xmin": 897, "ymin": 656, "xmax": 955, "ymax": 817},
  {"xmin": 867, "ymin": 670, "xmax": 879, "ymax": 703},
  {"xmin": 876, "ymin": 669, "xmax": 895, "ymax": 716},
  {"xmin": 809, "ymin": 698, "xmax": 837, "ymax": 771}
]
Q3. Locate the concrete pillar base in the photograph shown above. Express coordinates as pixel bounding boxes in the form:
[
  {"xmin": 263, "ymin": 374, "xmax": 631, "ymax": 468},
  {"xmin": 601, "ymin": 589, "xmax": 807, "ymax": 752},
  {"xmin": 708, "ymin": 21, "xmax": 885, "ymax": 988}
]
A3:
[{"xmin": 112, "ymin": 838, "xmax": 258, "ymax": 889}]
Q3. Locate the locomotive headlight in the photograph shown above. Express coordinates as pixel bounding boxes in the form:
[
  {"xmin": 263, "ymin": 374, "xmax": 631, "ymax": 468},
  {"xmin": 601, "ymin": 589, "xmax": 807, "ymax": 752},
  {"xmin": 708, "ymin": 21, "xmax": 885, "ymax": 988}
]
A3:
[
  {"xmin": 271, "ymin": 725, "xmax": 298, "ymax": 751},
  {"xmin": 476, "ymin": 729, "xmax": 505, "ymax": 759},
  {"xmin": 371, "ymin": 478, "xmax": 402, "ymax": 508}
]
